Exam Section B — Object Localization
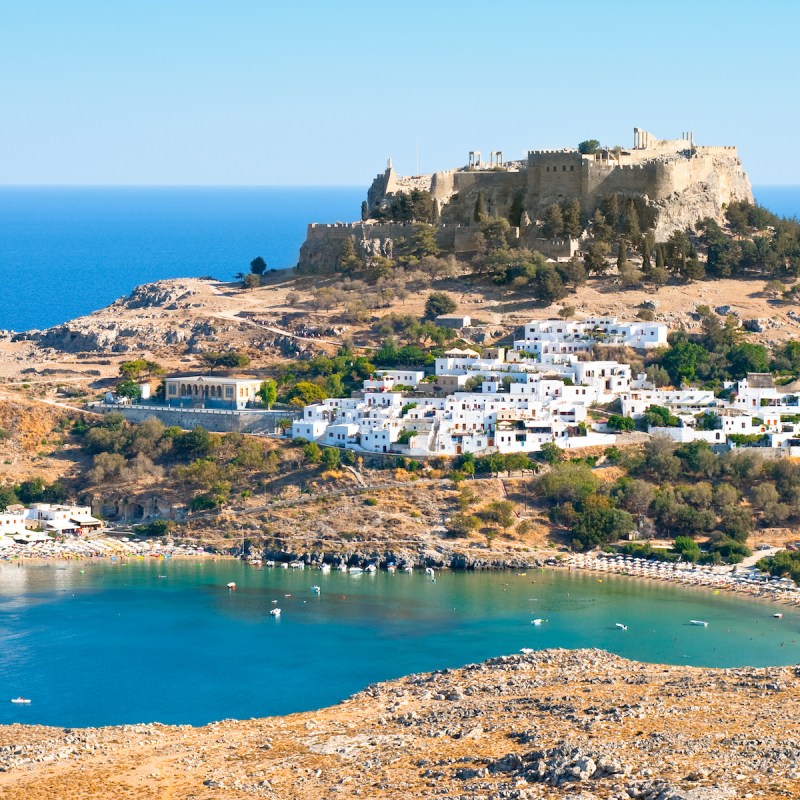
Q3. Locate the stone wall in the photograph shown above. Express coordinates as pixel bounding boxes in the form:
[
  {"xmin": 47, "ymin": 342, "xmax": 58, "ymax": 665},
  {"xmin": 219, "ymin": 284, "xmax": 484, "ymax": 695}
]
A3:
[{"xmin": 95, "ymin": 404, "xmax": 300, "ymax": 434}]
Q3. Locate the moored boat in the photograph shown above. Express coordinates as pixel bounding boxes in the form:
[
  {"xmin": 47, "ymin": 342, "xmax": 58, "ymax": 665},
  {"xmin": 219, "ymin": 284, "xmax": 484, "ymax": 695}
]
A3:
[
  {"xmin": 689, "ymin": 619, "xmax": 708, "ymax": 627},
  {"xmin": 311, "ymin": 585, "xmax": 321, "ymax": 594},
  {"xmin": 269, "ymin": 608, "xmax": 281, "ymax": 617},
  {"xmin": 10, "ymin": 697, "xmax": 30, "ymax": 704},
  {"xmin": 615, "ymin": 623, "xmax": 628, "ymax": 631},
  {"xmin": 226, "ymin": 582, "xmax": 236, "ymax": 590}
]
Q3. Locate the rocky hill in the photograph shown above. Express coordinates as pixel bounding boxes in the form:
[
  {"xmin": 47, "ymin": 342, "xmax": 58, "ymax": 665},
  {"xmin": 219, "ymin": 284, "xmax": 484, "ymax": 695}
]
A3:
[
  {"xmin": 299, "ymin": 128, "xmax": 752, "ymax": 271},
  {"xmin": 2, "ymin": 649, "xmax": 798, "ymax": 799}
]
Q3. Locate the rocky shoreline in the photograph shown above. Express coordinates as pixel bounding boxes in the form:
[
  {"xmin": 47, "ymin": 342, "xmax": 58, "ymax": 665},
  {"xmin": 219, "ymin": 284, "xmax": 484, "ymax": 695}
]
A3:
[{"xmin": 2, "ymin": 649, "xmax": 799, "ymax": 799}]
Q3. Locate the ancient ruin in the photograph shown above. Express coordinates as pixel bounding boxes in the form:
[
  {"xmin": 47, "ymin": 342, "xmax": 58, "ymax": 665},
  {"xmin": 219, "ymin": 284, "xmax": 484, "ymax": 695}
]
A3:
[{"xmin": 298, "ymin": 128, "xmax": 752, "ymax": 271}]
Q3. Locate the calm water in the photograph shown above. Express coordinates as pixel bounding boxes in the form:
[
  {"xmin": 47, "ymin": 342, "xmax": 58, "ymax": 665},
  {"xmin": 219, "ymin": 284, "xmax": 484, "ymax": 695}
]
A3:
[
  {"xmin": 0, "ymin": 184, "xmax": 795, "ymax": 333},
  {"xmin": 0, "ymin": 560, "xmax": 798, "ymax": 727},
  {"xmin": 0, "ymin": 186, "xmax": 362, "ymax": 332}
]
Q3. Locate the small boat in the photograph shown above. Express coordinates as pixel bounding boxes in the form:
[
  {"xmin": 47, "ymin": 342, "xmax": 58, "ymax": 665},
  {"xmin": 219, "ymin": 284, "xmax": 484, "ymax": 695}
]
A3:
[
  {"xmin": 269, "ymin": 608, "xmax": 281, "ymax": 617},
  {"xmin": 386, "ymin": 565, "xmax": 396, "ymax": 574},
  {"xmin": 615, "ymin": 623, "xmax": 628, "ymax": 631},
  {"xmin": 226, "ymin": 582, "xmax": 236, "ymax": 590},
  {"xmin": 365, "ymin": 564, "xmax": 377, "ymax": 573},
  {"xmin": 289, "ymin": 561, "xmax": 305, "ymax": 570},
  {"xmin": 311, "ymin": 585, "xmax": 321, "ymax": 594},
  {"xmin": 520, "ymin": 647, "xmax": 535, "ymax": 655},
  {"xmin": 248, "ymin": 559, "xmax": 262, "ymax": 567},
  {"xmin": 348, "ymin": 567, "xmax": 363, "ymax": 575},
  {"xmin": 280, "ymin": 563, "xmax": 288, "ymax": 569},
  {"xmin": 689, "ymin": 619, "xmax": 708, "ymax": 627},
  {"xmin": 319, "ymin": 563, "xmax": 331, "ymax": 573},
  {"xmin": 403, "ymin": 566, "xmax": 413, "ymax": 574},
  {"xmin": 336, "ymin": 563, "xmax": 348, "ymax": 572},
  {"xmin": 532, "ymin": 618, "xmax": 545, "ymax": 626},
  {"xmin": 265, "ymin": 560, "xmax": 276, "ymax": 567},
  {"xmin": 774, "ymin": 613, "xmax": 783, "ymax": 619},
  {"xmin": 10, "ymin": 697, "xmax": 30, "ymax": 704}
]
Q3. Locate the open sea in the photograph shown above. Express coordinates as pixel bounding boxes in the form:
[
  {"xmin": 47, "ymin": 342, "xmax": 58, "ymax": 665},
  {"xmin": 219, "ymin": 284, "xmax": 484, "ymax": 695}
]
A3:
[
  {"xmin": 1, "ymin": 560, "xmax": 799, "ymax": 727},
  {"xmin": 0, "ymin": 184, "xmax": 796, "ymax": 333}
]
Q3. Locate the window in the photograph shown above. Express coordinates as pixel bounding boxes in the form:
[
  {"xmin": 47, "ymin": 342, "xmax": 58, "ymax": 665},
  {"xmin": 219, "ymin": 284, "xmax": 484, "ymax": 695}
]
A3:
[{"xmin": 225, "ymin": 387, "xmax": 233, "ymax": 398}]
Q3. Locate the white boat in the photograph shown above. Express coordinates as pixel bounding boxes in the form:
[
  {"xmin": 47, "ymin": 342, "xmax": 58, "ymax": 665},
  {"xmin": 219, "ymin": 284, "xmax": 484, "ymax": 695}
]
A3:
[
  {"xmin": 403, "ymin": 566, "xmax": 413, "ymax": 574},
  {"xmin": 226, "ymin": 582, "xmax": 236, "ymax": 590},
  {"xmin": 386, "ymin": 565, "xmax": 396, "ymax": 573},
  {"xmin": 265, "ymin": 560, "xmax": 275, "ymax": 567},
  {"xmin": 269, "ymin": 608, "xmax": 281, "ymax": 617},
  {"xmin": 615, "ymin": 623, "xmax": 628, "ymax": 631},
  {"xmin": 289, "ymin": 561, "xmax": 305, "ymax": 570},
  {"xmin": 10, "ymin": 697, "xmax": 30, "ymax": 704},
  {"xmin": 336, "ymin": 563, "xmax": 348, "ymax": 572},
  {"xmin": 280, "ymin": 563, "xmax": 288, "ymax": 569},
  {"xmin": 532, "ymin": 618, "xmax": 545, "ymax": 626},
  {"xmin": 774, "ymin": 613, "xmax": 783, "ymax": 619},
  {"xmin": 520, "ymin": 647, "xmax": 535, "ymax": 654},
  {"xmin": 365, "ymin": 564, "xmax": 377, "ymax": 573},
  {"xmin": 311, "ymin": 585, "xmax": 321, "ymax": 594},
  {"xmin": 348, "ymin": 567, "xmax": 363, "ymax": 575},
  {"xmin": 689, "ymin": 619, "xmax": 708, "ymax": 627},
  {"xmin": 319, "ymin": 563, "xmax": 331, "ymax": 573}
]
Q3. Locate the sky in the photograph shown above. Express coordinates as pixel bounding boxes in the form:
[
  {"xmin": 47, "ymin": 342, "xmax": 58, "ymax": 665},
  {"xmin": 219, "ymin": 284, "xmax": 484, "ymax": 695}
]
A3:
[{"xmin": 2, "ymin": 0, "xmax": 798, "ymax": 186}]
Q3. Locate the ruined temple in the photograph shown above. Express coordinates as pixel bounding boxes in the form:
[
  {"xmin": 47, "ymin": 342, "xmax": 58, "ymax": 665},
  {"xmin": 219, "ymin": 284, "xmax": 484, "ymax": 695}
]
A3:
[{"xmin": 298, "ymin": 128, "xmax": 753, "ymax": 271}]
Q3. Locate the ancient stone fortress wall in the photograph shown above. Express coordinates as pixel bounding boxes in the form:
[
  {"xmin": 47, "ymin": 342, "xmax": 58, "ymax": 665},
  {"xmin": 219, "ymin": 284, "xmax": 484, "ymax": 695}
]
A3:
[{"xmin": 299, "ymin": 128, "xmax": 754, "ymax": 270}]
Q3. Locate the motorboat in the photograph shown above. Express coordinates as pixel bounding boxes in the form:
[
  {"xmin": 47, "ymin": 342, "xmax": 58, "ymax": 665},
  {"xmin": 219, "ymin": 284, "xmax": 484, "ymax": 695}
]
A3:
[
  {"xmin": 386, "ymin": 565, "xmax": 396, "ymax": 574},
  {"xmin": 532, "ymin": 618, "xmax": 545, "ymax": 626},
  {"xmin": 348, "ymin": 567, "xmax": 363, "ymax": 575},
  {"xmin": 319, "ymin": 563, "xmax": 331, "ymax": 573},
  {"xmin": 520, "ymin": 648, "xmax": 535, "ymax": 655},
  {"xmin": 10, "ymin": 697, "xmax": 30, "ymax": 704},
  {"xmin": 365, "ymin": 564, "xmax": 377, "ymax": 573},
  {"xmin": 689, "ymin": 619, "xmax": 708, "ymax": 627},
  {"xmin": 615, "ymin": 623, "xmax": 628, "ymax": 631},
  {"xmin": 289, "ymin": 561, "xmax": 305, "ymax": 569},
  {"xmin": 774, "ymin": 613, "xmax": 783, "ymax": 619},
  {"xmin": 269, "ymin": 608, "xmax": 281, "ymax": 617},
  {"xmin": 336, "ymin": 563, "xmax": 348, "ymax": 572},
  {"xmin": 226, "ymin": 582, "xmax": 236, "ymax": 590},
  {"xmin": 265, "ymin": 560, "xmax": 276, "ymax": 567},
  {"xmin": 311, "ymin": 585, "xmax": 321, "ymax": 594},
  {"xmin": 403, "ymin": 566, "xmax": 413, "ymax": 574}
]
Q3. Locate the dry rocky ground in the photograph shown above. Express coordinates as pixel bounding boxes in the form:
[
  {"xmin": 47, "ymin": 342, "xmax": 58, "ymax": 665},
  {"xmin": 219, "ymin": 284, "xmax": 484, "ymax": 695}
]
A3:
[{"xmin": 1, "ymin": 649, "xmax": 798, "ymax": 800}]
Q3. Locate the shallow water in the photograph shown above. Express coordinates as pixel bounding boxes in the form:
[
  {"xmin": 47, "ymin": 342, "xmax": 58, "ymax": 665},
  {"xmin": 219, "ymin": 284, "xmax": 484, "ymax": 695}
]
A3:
[{"xmin": 0, "ymin": 560, "xmax": 798, "ymax": 727}]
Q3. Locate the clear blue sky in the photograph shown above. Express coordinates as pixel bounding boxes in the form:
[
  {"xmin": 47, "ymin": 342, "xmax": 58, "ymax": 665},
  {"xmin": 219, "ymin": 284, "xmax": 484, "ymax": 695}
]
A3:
[{"xmin": 2, "ymin": 0, "xmax": 797, "ymax": 186}]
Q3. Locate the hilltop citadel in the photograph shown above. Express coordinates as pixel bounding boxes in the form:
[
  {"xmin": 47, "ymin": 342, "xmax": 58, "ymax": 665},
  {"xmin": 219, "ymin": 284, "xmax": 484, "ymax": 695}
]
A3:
[{"xmin": 299, "ymin": 127, "xmax": 752, "ymax": 271}]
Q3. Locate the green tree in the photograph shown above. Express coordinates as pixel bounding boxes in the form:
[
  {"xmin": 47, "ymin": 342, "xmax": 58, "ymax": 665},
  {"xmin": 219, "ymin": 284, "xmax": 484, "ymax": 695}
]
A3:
[
  {"xmin": 361, "ymin": 200, "xmax": 369, "ymax": 221},
  {"xmin": 727, "ymin": 342, "xmax": 770, "ymax": 378},
  {"xmin": 607, "ymin": 414, "xmax": 635, "ymax": 431},
  {"xmin": 561, "ymin": 199, "xmax": 582, "ymax": 238},
  {"xmin": 673, "ymin": 535, "xmax": 701, "ymax": 562},
  {"xmin": 541, "ymin": 204, "xmax": 564, "ymax": 239},
  {"xmin": 424, "ymin": 291, "xmax": 457, "ymax": 319},
  {"xmin": 338, "ymin": 237, "xmax": 361, "ymax": 271},
  {"xmin": 320, "ymin": 447, "xmax": 341, "ymax": 470},
  {"xmin": 257, "ymin": 379, "xmax": 277, "ymax": 409},
  {"xmin": 116, "ymin": 379, "xmax": 142, "ymax": 400},
  {"xmin": 250, "ymin": 256, "xmax": 267, "ymax": 275},
  {"xmin": 288, "ymin": 382, "xmax": 327, "ymax": 407},
  {"xmin": 303, "ymin": 441, "xmax": 321, "ymax": 463},
  {"xmin": 578, "ymin": 140, "xmax": 600, "ymax": 154},
  {"xmin": 538, "ymin": 441, "xmax": 564, "ymax": 464},
  {"xmin": 572, "ymin": 495, "xmax": 635, "ymax": 549},
  {"xmin": 473, "ymin": 191, "xmax": 487, "ymax": 223},
  {"xmin": 243, "ymin": 273, "xmax": 261, "ymax": 289},
  {"xmin": 199, "ymin": 351, "xmax": 251, "ymax": 371}
]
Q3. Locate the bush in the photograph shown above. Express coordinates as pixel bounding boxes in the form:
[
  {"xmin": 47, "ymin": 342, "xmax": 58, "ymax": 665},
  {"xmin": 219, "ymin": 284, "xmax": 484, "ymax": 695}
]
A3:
[{"xmin": 424, "ymin": 291, "xmax": 457, "ymax": 319}]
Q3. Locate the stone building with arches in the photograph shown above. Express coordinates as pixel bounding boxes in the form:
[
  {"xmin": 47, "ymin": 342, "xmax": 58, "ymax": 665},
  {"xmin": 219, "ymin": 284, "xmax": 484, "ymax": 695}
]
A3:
[{"xmin": 164, "ymin": 376, "xmax": 262, "ymax": 410}]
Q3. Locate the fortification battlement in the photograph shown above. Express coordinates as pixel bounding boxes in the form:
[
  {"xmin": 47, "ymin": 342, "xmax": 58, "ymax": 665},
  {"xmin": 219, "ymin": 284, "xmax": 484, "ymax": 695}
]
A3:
[{"xmin": 528, "ymin": 149, "xmax": 580, "ymax": 156}]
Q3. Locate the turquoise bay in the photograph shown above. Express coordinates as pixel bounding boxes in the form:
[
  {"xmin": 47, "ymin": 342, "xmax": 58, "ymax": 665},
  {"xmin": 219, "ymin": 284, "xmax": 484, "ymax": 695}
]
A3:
[{"xmin": 1, "ymin": 560, "xmax": 798, "ymax": 727}]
